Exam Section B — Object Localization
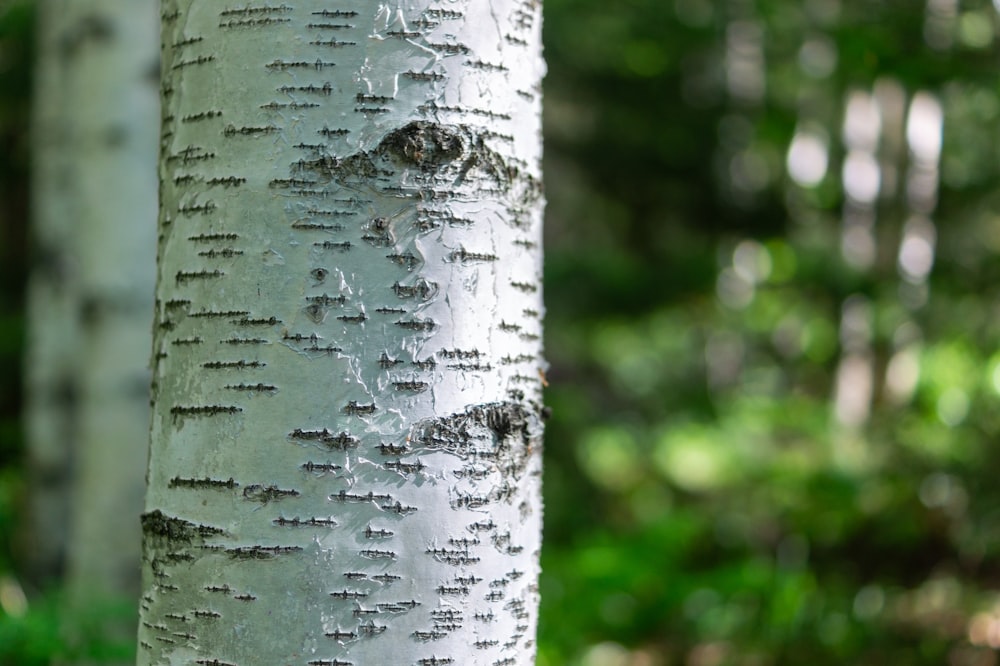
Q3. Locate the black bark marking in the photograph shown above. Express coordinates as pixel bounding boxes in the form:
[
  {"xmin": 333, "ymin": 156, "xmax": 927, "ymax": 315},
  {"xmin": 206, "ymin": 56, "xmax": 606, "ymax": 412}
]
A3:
[
  {"xmin": 307, "ymin": 293, "xmax": 346, "ymax": 307},
  {"xmin": 168, "ymin": 476, "xmax": 238, "ymax": 489},
  {"xmin": 233, "ymin": 316, "xmax": 281, "ymax": 326},
  {"xmin": 221, "ymin": 337, "xmax": 268, "ymax": 345},
  {"xmin": 291, "ymin": 123, "xmax": 529, "ymax": 196},
  {"xmin": 273, "ymin": 516, "xmax": 338, "ymax": 527},
  {"xmin": 141, "ymin": 510, "xmax": 223, "ymax": 542},
  {"xmin": 393, "ymin": 381, "xmax": 429, "ymax": 392},
  {"xmin": 392, "ymin": 278, "xmax": 438, "ymax": 301},
  {"xmin": 219, "ymin": 5, "xmax": 293, "ymax": 16},
  {"xmin": 344, "ymin": 400, "xmax": 376, "ymax": 415},
  {"xmin": 176, "ymin": 269, "xmax": 224, "ymax": 284},
  {"xmin": 202, "ymin": 360, "xmax": 264, "ymax": 369},
  {"xmin": 412, "ymin": 402, "xmax": 541, "ymax": 484},
  {"xmin": 395, "ymin": 319, "xmax": 436, "ymax": 331},
  {"xmin": 224, "ymin": 382, "xmax": 277, "ymax": 392},
  {"xmin": 189, "ymin": 232, "xmax": 239, "ymax": 242},
  {"xmin": 189, "ymin": 309, "xmax": 248, "ymax": 319},
  {"xmin": 378, "ymin": 442, "xmax": 410, "ymax": 456},
  {"xmin": 242, "ymin": 484, "xmax": 300, "ymax": 503},
  {"xmin": 289, "ymin": 428, "xmax": 358, "ymax": 449},
  {"xmin": 302, "ymin": 461, "xmax": 342, "ymax": 473},
  {"xmin": 225, "ymin": 545, "xmax": 302, "ymax": 560},
  {"xmin": 382, "ymin": 122, "xmax": 462, "ymax": 168},
  {"xmin": 170, "ymin": 405, "xmax": 242, "ymax": 417}
]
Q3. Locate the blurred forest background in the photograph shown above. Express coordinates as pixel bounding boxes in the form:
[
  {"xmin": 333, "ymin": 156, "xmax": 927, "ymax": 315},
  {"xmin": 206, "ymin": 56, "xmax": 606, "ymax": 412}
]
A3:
[{"xmin": 3, "ymin": 0, "xmax": 1000, "ymax": 664}]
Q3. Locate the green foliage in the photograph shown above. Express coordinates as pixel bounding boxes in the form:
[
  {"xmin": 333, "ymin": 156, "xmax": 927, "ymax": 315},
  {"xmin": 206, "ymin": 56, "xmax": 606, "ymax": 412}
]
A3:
[
  {"xmin": 0, "ymin": 589, "xmax": 63, "ymax": 666},
  {"xmin": 539, "ymin": 0, "xmax": 1000, "ymax": 664},
  {"xmin": 0, "ymin": 586, "xmax": 138, "ymax": 665}
]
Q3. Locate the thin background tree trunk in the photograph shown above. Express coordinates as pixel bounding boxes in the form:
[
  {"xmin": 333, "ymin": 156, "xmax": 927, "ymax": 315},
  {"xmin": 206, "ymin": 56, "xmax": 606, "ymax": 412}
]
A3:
[
  {"xmin": 25, "ymin": 0, "xmax": 158, "ymax": 651},
  {"xmin": 62, "ymin": 0, "xmax": 159, "ymax": 612},
  {"xmin": 139, "ymin": 1, "xmax": 545, "ymax": 664},
  {"xmin": 23, "ymin": 0, "xmax": 77, "ymax": 589}
]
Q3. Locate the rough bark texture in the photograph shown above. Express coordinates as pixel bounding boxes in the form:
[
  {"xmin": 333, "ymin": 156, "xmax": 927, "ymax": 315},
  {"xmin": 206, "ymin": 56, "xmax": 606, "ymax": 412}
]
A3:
[
  {"xmin": 63, "ymin": 0, "xmax": 159, "ymax": 609},
  {"xmin": 138, "ymin": 2, "xmax": 545, "ymax": 665}
]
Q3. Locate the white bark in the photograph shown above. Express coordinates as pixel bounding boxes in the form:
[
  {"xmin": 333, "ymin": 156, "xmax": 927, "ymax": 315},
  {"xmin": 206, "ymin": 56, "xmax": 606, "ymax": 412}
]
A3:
[
  {"xmin": 139, "ymin": 2, "xmax": 545, "ymax": 665},
  {"xmin": 26, "ymin": 0, "xmax": 158, "ymax": 621},
  {"xmin": 24, "ymin": 0, "xmax": 78, "ymax": 586},
  {"xmin": 62, "ymin": 0, "xmax": 160, "ymax": 606}
]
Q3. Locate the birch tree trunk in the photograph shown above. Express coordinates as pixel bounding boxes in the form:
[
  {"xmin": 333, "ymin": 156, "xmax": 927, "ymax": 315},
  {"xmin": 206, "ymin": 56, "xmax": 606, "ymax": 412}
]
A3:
[
  {"xmin": 138, "ymin": 2, "xmax": 545, "ymax": 665},
  {"xmin": 23, "ymin": 0, "xmax": 77, "ymax": 588},
  {"xmin": 62, "ymin": 0, "xmax": 159, "ymax": 612},
  {"xmin": 26, "ymin": 0, "xmax": 157, "ymax": 596},
  {"xmin": 27, "ymin": 0, "xmax": 157, "ymax": 642}
]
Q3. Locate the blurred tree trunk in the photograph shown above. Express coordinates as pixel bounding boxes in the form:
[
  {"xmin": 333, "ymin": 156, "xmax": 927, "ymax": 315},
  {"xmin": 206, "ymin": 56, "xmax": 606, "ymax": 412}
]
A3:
[
  {"xmin": 24, "ymin": 0, "xmax": 159, "ymax": 646},
  {"xmin": 60, "ymin": 0, "xmax": 159, "ymax": 617},
  {"xmin": 23, "ymin": 0, "xmax": 77, "ymax": 589},
  {"xmin": 138, "ymin": 1, "xmax": 546, "ymax": 664}
]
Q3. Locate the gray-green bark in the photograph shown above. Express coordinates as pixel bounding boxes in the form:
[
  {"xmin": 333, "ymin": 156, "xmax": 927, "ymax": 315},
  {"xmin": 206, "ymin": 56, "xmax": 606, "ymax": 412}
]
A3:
[{"xmin": 138, "ymin": 2, "xmax": 545, "ymax": 665}]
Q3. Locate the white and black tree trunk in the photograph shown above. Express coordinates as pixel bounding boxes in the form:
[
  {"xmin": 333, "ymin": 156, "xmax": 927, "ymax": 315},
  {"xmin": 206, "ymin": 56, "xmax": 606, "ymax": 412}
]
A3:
[
  {"xmin": 24, "ymin": 0, "xmax": 78, "ymax": 587},
  {"xmin": 62, "ymin": 0, "xmax": 159, "ymax": 610},
  {"xmin": 138, "ymin": 2, "xmax": 545, "ymax": 665},
  {"xmin": 25, "ymin": 0, "xmax": 158, "ymax": 603}
]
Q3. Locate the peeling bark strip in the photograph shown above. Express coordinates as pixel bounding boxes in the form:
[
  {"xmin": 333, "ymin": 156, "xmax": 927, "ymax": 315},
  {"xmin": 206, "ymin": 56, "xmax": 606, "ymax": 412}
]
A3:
[{"xmin": 139, "ymin": 2, "xmax": 544, "ymax": 665}]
